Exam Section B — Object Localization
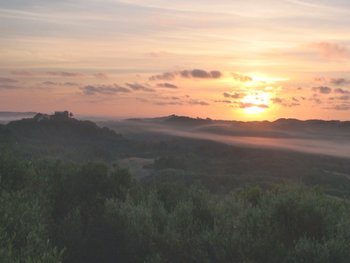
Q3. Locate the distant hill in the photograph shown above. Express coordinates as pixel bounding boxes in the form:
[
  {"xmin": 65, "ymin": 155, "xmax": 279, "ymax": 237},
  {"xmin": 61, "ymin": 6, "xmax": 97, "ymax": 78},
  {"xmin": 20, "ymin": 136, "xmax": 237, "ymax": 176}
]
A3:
[
  {"xmin": 1, "ymin": 112, "xmax": 350, "ymax": 197},
  {"xmin": 0, "ymin": 112, "xmax": 129, "ymax": 161},
  {"xmin": 127, "ymin": 114, "xmax": 212, "ymax": 125},
  {"xmin": 125, "ymin": 115, "xmax": 350, "ymax": 139}
]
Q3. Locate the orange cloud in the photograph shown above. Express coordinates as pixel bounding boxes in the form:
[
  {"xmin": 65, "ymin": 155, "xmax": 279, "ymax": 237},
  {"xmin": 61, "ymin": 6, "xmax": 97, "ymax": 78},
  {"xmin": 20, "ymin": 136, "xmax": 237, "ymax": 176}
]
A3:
[{"xmin": 310, "ymin": 42, "xmax": 349, "ymax": 59}]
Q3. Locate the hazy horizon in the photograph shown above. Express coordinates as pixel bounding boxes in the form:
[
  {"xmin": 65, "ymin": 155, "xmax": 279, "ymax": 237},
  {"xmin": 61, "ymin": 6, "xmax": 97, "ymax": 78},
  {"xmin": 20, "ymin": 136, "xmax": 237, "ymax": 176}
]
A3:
[{"xmin": 2, "ymin": 110, "xmax": 350, "ymax": 122}]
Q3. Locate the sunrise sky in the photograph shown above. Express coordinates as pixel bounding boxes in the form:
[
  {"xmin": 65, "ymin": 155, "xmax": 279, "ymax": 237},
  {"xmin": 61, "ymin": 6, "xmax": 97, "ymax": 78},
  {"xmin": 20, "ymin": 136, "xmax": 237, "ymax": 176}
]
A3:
[{"xmin": 1, "ymin": 0, "xmax": 350, "ymax": 120}]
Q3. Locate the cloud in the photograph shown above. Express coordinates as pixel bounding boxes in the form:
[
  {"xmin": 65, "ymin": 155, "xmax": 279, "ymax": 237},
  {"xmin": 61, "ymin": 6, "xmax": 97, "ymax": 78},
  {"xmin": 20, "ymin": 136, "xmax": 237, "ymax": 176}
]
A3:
[
  {"xmin": 188, "ymin": 99, "xmax": 210, "ymax": 106},
  {"xmin": 223, "ymin": 92, "xmax": 245, "ymax": 99},
  {"xmin": 11, "ymin": 70, "xmax": 32, "ymax": 76},
  {"xmin": 42, "ymin": 81, "xmax": 56, "ymax": 85},
  {"xmin": 149, "ymin": 69, "xmax": 222, "ymax": 81},
  {"xmin": 141, "ymin": 95, "xmax": 209, "ymax": 106},
  {"xmin": 64, "ymin": 82, "xmax": 78, "ymax": 86},
  {"xmin": 47, "ymin": 71, "xmax": 84, "ymax": 77},
  {"xmin": 0, "ymin": 77, "xmax": 18, "ymax": 84},
  {"xmin": 329, "ymin": 95, "xmax": 350, "ymax": 101},
  {"xmin": 326, "ymin": 104, "xmax": 350, "ymax": 111},
  {"xmin": 315, "ymin": 77, "xmax": 350, "ymax": 86},
  {"xmin": 0, "ymin": 84, "xmax": 20, "ymax": 90},
  {"xmin": 157, "ymin": 83, "xmax": 178, "ymax": 89},
  {"xmin": 42, "ymin": 81, "xmax": 78, "ymax": 86},
  {"xmin": 148, "ymin": 51, "xmax": 171, "ymax": 58},
  {"xmin": 329, "ymin": 78, "xmax": 350, "ymax": 86},
  {"xmin": 232, "ymin": 73, "xmax": 253, "ymax": 82},
  {"xmin": 312, "ymin": 86, "xmax": 332, "ymax": 94},
  {"xmin": 309, "ymin": 97, "xmax": 322, "ymax": 104},
  {"xmin": 81, "ymin": 85, "xmax": 130, "ymax": 95},
  {"xmin": 271, "ymin": 97, "xmax": 301, "ymax": 107},
  {"xmin": 310, "ymin": 42, "xmax": 349, "ymax": 59},
  {"xmin": 180, "ymin": 69, "xmax": 222, "ymax": 79},
  {"xmin": 338, "ymin": 96, "xmax": 350, "ymax": 101},
  {"xmin": 210, "ymin": 71, "xmax": 222, "ymax": 79},
  {"xmin": 125, "ymin": 82, "xmax": 155, "ymax": 92},
  {"xmin": 153, "ymin": 101, "xmax": 184, "ymax": 106},
  {"xmin": 271, "ymin": 97, "xmax": 283, "ymax": 104},
  {"xmin": 0, "ymin": 78, "xmax": 20, "ymax": 89},
  {"xmin": 334, "ymin": 88, "xmax": 350, "ymax": 94},
  {"xmin": 239, "ymin": 102, "xmax": 268, "ymax": 109},
  {"xmin": 215, "ymin": 99, "xmax": 232, "ymax": 104},
  {"xmin": 314, "ymin": 77, "xmax": 325, "ymax": 82},
  {"xmin": 94, "ymin": 72, "xmax": 108, "ymax": 79},
  {"xmin": 149, "ymin": 72, "xmax": 176, "ymax": 81}
]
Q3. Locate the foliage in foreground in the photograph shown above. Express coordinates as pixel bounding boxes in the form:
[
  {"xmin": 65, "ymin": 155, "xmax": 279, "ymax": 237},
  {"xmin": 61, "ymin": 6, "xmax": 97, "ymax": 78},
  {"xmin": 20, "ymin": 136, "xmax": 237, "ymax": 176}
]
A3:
[{"xmin": 0, "ymin": 152, "xmax": 350, "ymax": 263}]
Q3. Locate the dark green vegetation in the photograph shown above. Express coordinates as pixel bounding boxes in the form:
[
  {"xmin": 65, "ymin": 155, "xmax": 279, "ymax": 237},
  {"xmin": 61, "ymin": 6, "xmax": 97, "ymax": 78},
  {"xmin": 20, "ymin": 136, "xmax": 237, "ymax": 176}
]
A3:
[
  {"xmin": 1, "ymin": 114, "xmax": 350, "ymax": 262},
  {"xmin": 1, "ymin": 112, "xmax": 128, "ymax": 161}
]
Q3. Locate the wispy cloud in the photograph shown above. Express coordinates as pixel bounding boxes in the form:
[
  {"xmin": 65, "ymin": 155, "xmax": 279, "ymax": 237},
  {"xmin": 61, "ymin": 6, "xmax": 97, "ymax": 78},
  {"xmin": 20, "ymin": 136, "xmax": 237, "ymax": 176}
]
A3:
[
  {"xmin": 310, "ymin": 42, "xmax": 349, "ymax": 59},
  {"xmin": 215, "ymin": 99, "xmax": 232, "ymax": 104},
  {"xmin": 334, "ymin": 88, "xmax": 350, "ymax": 94},
  {"xmin": 153, "ymin": 101, "xmax": 184, "ymax": 106},
  {"xmin": 239, "ymin": 102, "xmax": 268, "ymax": 109},
  {"xmin": 0, "ymin": 77, "xmax": 18, "ymax": 83},
  {"xmin": 149, "ymin": 72, "xmax": 176, "ymax": 81},
  {"xmin": 326, "ymin": 104, "xmax": 350, "ymax": 111},
  {"xmin": 271, "ymin": 97, "xmax": 300, "ymax": 107},
  {"xmin": 42, "ymin": 81, "xmax": 78, "ymax": 86},
  {"xmin": 156, "ymin": 82, "xmax": 178, "ymax": 89},
  {"xmin": 329, "ymin": 78, "xmax": 350, "ymax": 86},
  {"xmin": 314, "ymin": 77, "xmax": 350, "ymax": 86},
  {"xmin": 312, "ymin": 86, "xmax": 332, "ymax": 94},
  {"xmin": 140, "ymin": 94, "xmax": 210, "ymax": 107},
  {"xmin": 189, "ymin": 99, "xmax": 210, "ymax": 106},
  {"xmin": 125, "ymin": 82, "xmax": 155, "ymax": 92},
  {"xmin": 232, "ymin": 73, "xmax": 253, "ymax": 82},
  {"xmin": 181, "ymin": 69, "xmax": 222, "ymax": 79},
  {"xmin": 0, "ymin": 77, "xmax": 20, "ymax": 89},
  {"xmin": 149, "ymin": 69, "xmax": 222, "ymax": 81},
  {"xmin": 81, "ymin": 85, "xmax": 130, "ymax": 95},
  {"xmin": 94, "ymin": 72, "xmax": 108, "ymax": 79},
  {"xmin": 223, "ymin": 92, "xmax": 245, "ymax": 99},
  {"xmin": 47, "ymin": 71, "xmax": 84, "ymax": 77},
  {"xmin": 11, "ymin": 70, "xmax": 32, "ymax": 76},
  {"xmin": 329, "ymin": 95, "xmax": 350, "ymax": 101},
  {"xmin": 0, "ymin": 84, "xmax": 20, "ymax": 90}
]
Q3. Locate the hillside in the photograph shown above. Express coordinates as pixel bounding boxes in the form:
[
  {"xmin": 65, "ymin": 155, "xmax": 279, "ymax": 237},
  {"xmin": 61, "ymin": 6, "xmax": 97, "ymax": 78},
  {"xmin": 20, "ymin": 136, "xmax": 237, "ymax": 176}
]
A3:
[
  {"xmin": 125, "ymin": 115, "xmax": 350, "ymax": 139},
  {"xmin": 1, "ymin": 113, "xmax": 350, "ymax": 262},
  {"xmin": 0, "ymin": 112, "xmax": 128, "ymax": 161}
]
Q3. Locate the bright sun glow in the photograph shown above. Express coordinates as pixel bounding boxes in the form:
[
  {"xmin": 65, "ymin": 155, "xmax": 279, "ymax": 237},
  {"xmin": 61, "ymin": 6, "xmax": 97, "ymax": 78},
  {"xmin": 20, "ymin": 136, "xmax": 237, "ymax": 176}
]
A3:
[{"xmin": 242, "ymin": 92, "xmax": 270, "ymax": 115}]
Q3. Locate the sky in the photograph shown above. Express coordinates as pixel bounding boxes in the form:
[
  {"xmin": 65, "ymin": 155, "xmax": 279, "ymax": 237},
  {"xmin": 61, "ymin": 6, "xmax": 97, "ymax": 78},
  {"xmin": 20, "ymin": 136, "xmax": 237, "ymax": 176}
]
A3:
[{"xmin": 1, "ymin": 0, "xmax": 350, "ymax": 121}]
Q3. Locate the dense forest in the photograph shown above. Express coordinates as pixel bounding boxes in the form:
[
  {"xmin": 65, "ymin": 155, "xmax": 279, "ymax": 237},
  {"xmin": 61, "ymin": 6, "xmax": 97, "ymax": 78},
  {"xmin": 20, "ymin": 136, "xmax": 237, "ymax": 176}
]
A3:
[{"xmin": 1, "ymin": 113, "xmax": 350, "ymax": 262}]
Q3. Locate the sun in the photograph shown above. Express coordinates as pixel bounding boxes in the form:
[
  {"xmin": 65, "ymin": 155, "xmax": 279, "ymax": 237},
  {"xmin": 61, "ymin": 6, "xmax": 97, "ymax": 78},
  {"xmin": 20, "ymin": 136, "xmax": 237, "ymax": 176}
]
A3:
[{"xmin": 241, "ymin": 92, "xmax": 270, "ymax": 115}]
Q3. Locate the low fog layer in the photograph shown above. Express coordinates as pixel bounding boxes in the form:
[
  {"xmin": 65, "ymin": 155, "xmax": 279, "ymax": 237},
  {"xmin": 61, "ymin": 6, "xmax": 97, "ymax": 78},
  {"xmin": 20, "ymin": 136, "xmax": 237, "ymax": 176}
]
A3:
[
  {"xmin": 104, "ymin": 116, "xmax": 350, "ymax": 159},
  {"xmin": 148, "ymin": 127, "xmax": 350, "ymax": 159}
]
